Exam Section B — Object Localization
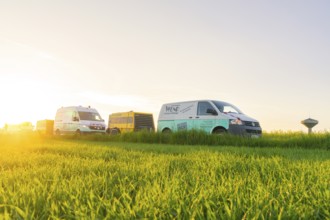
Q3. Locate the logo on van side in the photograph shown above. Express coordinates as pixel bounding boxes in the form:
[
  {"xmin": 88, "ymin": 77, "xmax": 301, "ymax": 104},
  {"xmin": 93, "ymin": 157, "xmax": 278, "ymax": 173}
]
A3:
[
  {"xmin": 180, "ymin": 105, "xmax": 193, "ymax": 113},
  {"xmin": 165, "ymin": 105, "xmax": 180, "ymax": 114},
  {"xmin": 177, "ymin": 122, "xmax": 187, "ymax": 130}
]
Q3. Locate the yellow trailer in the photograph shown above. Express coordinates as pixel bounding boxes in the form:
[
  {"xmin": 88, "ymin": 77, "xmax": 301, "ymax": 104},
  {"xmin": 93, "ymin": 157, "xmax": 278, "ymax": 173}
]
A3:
[
  {"xmin": 36, "ymin": 120, "xmax": 54, "ymax": 135},
  {"xmin": 107, "ymin": 111, "xmax": 154, "ymax": 134}
]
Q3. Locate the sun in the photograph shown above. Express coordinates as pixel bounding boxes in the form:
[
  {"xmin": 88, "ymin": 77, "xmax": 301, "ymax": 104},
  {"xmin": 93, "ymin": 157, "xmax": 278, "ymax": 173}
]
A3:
[{"xmin": 0, "ymin": 76, "xmax": 58, "ymax": 127}]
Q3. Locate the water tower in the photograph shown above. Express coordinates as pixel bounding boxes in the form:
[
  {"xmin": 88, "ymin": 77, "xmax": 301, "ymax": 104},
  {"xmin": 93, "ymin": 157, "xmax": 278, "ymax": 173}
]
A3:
[{"xmin": 301, "ymin": 118, "xmax": 318, "ymax": 134}]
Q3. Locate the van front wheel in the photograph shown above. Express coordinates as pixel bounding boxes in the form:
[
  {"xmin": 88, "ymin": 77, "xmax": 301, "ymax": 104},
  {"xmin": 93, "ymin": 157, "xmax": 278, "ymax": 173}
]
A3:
[{"xmin": 212, "ymin": 128, "xmax": 226, "ymax": 135}]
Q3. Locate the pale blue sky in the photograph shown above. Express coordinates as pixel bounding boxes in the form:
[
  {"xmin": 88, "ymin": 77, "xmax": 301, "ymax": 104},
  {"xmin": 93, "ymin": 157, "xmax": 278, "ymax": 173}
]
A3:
[{"xmin": 1, "ymin": 1, "xmax": 330, "ymax": 131}]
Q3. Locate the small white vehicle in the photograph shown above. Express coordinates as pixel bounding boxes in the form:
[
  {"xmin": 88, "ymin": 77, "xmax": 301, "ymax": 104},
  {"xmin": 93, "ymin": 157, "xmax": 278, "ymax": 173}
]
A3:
[
  {"xmin": 157, "ymin": 100, "xmax": 262, "ymax": 137},
  {"xmin": 54, "ymin": 106, "xmax": 106, "ymax": 135}
]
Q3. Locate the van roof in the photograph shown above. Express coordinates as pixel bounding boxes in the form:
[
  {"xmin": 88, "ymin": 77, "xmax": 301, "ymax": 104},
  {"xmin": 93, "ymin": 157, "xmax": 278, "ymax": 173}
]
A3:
[
  {"xmin": 162, "ymin": 99, "xmax": 217, "ymax": 105},
  {"xmin": 57, "ymin": 106, "xmax": 98, "ymax": 112},
  {"xmin": 110, "ymin": 111, "xmax": 153, "ymax": 115}
]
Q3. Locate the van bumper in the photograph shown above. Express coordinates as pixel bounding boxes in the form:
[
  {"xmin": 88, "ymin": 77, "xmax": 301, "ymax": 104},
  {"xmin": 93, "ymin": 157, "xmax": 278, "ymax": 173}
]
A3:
[
  {"xmin": 81, "ymin": 130, "xmax": 106, "ymax": 134},
  {"xmin": 228, "ymin": 125, "xmax": 262, "ymax": 137},
  {"xmin": 80, "ymin": 125, "xmax": 106, "ymax": 134}
]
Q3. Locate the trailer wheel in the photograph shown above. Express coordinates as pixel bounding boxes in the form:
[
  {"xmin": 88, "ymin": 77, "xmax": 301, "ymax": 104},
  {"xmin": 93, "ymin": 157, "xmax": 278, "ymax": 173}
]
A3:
[{"xmin": 110, "ymin": 128, "xmax": 120, "ymax": 135}]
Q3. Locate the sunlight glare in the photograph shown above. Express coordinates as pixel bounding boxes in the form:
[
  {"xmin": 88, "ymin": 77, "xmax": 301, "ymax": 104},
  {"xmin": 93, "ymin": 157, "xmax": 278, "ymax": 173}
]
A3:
[{"xmin": 0, "ymin": 76, "xmax": 58, "ymax": 127}]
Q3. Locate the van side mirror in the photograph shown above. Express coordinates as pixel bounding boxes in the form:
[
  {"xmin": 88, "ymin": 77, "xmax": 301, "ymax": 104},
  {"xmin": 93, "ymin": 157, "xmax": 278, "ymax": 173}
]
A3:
[
  {"xmin": 73, "ymin": 116, "xmax": 79, "ymax": 122},
  {"xmin": 206, "ymin": 109, "xmax": 218, "ymax": 115}
]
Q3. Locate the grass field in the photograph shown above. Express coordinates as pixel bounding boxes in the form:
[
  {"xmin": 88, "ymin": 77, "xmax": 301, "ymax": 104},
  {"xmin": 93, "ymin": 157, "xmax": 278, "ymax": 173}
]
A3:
[
  {"xmin": 0, "ymin": 133, "xmax": 329, "ymax": 219},
  {"xmin": 79, "ymin": 130, "xmax": 330, "ymax": 150}
]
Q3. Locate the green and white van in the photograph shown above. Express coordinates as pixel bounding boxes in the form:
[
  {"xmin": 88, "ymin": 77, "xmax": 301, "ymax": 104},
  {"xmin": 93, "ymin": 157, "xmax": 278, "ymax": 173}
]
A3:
[{"xmin": 157, "ymin": 100, "xmax": 262, "ymax": 137}]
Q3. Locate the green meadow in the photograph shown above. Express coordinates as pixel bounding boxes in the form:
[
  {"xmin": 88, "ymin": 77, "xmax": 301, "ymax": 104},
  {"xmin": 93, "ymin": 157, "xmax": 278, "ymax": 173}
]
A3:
[{"xmin": 0, "ymin": 132, "xmax": 329, "ymax": 219}]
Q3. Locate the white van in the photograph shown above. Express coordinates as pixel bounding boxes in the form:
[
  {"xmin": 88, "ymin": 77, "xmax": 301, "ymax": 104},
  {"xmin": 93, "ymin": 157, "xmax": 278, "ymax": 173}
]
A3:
[
  {"xmin": 54, "ymin": 106, "xmax": 106, "ymax": 135},
  {"xmin": 157, "ymin": 100, "xmax": 262, "ymax": 137}
]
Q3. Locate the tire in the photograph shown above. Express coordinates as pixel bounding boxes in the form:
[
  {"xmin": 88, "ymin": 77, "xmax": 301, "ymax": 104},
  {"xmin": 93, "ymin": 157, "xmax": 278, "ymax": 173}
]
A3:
[
  {"xmin": 55, "ymin": 129, "xmax": 61, "ymax": 136},
  {"xmin": 75, "ymin": 130, "xmax": 81, "ymax": 136},
  {"xmin": 110, "ymin": 129, "xmax": 120, "ymax": 135},
  {"xmin": 162, "ymin": 128, "xmax": 172, "ymax": 134},
  {"xmin": 212, "ymin": 128, "xmax": 226, "ymax": 135}
]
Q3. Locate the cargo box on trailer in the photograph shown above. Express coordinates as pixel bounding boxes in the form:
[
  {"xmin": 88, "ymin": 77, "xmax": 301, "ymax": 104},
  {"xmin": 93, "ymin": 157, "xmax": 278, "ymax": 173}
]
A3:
[
  {"xmin": 36, "ymin": 120, "xmax": 54, "ymax": 135},
  {"xmin": 107, "ymin": 111, "xmax": 155, "ymax": 135}
]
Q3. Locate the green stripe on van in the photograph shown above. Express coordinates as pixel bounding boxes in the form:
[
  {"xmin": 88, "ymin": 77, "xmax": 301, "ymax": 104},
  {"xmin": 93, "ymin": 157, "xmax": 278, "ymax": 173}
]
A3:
[{"xmin": 158, "ymin": 119, "xmax": 229, "ymax": 133}]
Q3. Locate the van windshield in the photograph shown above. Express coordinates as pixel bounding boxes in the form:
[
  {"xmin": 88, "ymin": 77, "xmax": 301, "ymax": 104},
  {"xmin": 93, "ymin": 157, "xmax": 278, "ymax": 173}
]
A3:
[
  {"xmin": 78, "ymin": 111, "xmax": 103, "ymax": 121},
  {"xmin": 212, "ymin": 101, "xmax": 243, "ymax": 114}
]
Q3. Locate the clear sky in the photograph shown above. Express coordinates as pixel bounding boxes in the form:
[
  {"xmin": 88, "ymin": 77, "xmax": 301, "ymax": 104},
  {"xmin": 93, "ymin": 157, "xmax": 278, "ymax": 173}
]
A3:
[{"xmin": 1, "ymin": 0, "xmax": 330, "ymax": 132}]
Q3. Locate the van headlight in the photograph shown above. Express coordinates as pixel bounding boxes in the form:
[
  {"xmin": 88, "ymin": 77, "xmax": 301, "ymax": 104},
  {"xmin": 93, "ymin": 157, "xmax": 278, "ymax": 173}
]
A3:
[{"xmin": 230, "ymin": 119, "xmax": 243, "ymax": 125}]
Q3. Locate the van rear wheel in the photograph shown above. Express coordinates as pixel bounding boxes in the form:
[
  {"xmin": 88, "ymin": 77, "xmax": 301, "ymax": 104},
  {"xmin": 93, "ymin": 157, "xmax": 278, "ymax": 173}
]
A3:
[
  {"xmin": 75, "ymin": 130, "xmax": 81, "ymax": 136},
  {"xmin": 55, "ymin": 129, "xmax": 60, "ymax": 136},
  {"xmin": 162, "ymin": 128, "xmax": 172, "ymax": 134}
]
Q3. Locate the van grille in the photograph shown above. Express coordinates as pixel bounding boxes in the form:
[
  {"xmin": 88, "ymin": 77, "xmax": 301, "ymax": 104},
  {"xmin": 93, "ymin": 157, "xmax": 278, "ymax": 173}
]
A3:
[
  {"xmin": 134, "ymin": 114, "xmax": 155, "ymax": 131},
  {"xmin": 244, "ymin": 121, "xmax": 260, "ymax": 127},
  {"xmin": 246, "ymin": 129, "xmax": 262, "ymax": 134},
  {"xmin": 89, "ymin": 125, "xmax": 106, "ymax": 130}
]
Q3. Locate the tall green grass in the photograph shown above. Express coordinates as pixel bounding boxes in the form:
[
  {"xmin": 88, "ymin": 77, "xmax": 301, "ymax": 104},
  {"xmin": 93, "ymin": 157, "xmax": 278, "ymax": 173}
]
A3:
[
  {"xmin": 70, "ymin": 130, "xmax": 330, "ymax": 149},
  {"xmin": 4, "ymin": 130, "xmax": 329, "ymax": 149},
  {"xmin": 0, "ymin": 137, "xmax": 329, "ymax": 219}
]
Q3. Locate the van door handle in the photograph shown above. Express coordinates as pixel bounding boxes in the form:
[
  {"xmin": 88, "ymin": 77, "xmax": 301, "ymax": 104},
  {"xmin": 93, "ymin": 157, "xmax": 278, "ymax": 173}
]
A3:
[
  {"xmin": 196, "ymin": 117, "xmax": 199, "ymax": 119},
  {"xmin": 189, "ymin": 117, "xmax": 193, "ymax": 119}
]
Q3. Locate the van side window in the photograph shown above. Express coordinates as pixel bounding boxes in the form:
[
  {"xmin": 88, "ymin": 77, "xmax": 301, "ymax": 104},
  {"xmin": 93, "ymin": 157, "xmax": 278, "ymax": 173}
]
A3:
[{"xmin": 197, "ymin": 102, "xmax": 217, "ymax": 115}]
